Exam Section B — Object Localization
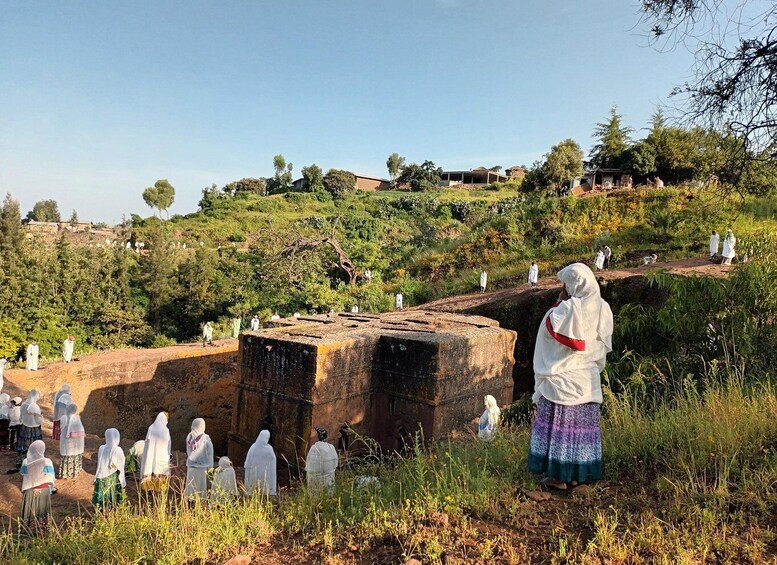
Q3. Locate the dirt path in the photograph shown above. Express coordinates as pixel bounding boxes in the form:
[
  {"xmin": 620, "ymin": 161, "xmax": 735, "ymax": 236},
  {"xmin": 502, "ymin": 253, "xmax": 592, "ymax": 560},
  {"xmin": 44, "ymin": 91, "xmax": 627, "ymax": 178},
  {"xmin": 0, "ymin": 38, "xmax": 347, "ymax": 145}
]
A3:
[{"xmin": 422, "ymin": 256, "xmax": 729, "ymax": 313}]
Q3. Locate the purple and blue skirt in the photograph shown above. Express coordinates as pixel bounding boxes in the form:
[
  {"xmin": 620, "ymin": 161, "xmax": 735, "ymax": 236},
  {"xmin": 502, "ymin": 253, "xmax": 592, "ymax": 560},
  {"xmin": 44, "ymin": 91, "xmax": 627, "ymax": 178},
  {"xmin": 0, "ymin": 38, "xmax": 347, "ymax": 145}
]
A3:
[{"xmin": 528, "ymin": 396, "xmax": 602, "ymax": 483}]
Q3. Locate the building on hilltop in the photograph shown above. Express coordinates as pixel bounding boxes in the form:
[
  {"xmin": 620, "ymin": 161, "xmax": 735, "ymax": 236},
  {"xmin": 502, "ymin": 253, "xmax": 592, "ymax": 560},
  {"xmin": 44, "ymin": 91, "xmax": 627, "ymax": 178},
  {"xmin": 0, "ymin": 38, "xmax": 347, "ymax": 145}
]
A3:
[
  {"xmin": 570, "ymin": 168, "xmax": 633, "ymax": 195},
  {"xmin": 439, "ymin": 167, "xmax": 509, "ymax": 187},
  {"xmin": 228, "ymin": 310, "xmax": 516, "ymax": 466},
  {"xmin": 291, "ymin": 173, "xmax": 391, "ymax": 192}
]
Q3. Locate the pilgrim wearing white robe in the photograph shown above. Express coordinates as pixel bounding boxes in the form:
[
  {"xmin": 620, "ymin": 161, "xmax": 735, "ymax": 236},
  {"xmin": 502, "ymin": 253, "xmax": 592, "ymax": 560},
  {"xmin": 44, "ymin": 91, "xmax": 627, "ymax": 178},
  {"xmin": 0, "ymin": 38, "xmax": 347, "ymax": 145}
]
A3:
[
  {"xmin": 395, "ymin": 293, "xmax": 403, "ymax": 310},
  {"xmin": 479, "ymin": 271, "xmax": 488, "ymax": 292},
  {"xmin": 722, "ymin": 230, "xmax": 736, "ymax": 264},
  {"xmin": 594, "ymin": 251, "xmax": 605, "ymax": 271},
  {"xmin": 210, "ymin": 456, "xmax": 239, "ymax": 504},
  {"xmin": 244, "ymin": 429, "xmax": 277, "ymax": 496},
  {"xmin": 270, "ymin": 313, "xmax": 280, "ymax": 321},
  {"xmin": 351, "ymin": 305, "xmax": 359, "ymax": 313},
  {"xmin": 20, "ymin": 440, "xmax": 55, "ymax": 528},
  {"xmin": 62, "ymin": 337, "xmax": 75, "ymax": 363},
  {"xmin": 0, "ymin": 358, "xmax": 6, "ymax": 392},
  {"xmin": 59, "ymin": 403, "xmax": 85, "ymax": 478},
  {"xmin": 478, "ymin": 395, "xmax": 501, "ymax": 441},
  {"xmin": 52, "ymin": 392, "xmax": 72, "ymax": 440},
  {"xmin": 184, "ymin": 418, "xmax": 214, "ymax": 497},
  {"xmin": 709, "ymin": 232, "xmax": 720, "ymax": 257},
  {"xmin": 25, "ymin": 344, "xmax": 39, "ymax": 371},
  {"xmin": 528, "ymin": 263, "xmax": 539, "ymax": 286},
  {"xmin": 93, "ymin": 428, "xmax": 126, "ymax": 508},
  {"xmin": 250, "ymin": 316, "xmax": 260, "ymax": 331},
  {"xmin": 306, "ymin": 438, "xmax": 338, "ymax": 494},
  {"xmin": 202, "ymin": 323, "xmax": 213, "ymax": 345},
  {"xmin": 140, "ymin": 412, "xmax": 172, "ymax": 488}
]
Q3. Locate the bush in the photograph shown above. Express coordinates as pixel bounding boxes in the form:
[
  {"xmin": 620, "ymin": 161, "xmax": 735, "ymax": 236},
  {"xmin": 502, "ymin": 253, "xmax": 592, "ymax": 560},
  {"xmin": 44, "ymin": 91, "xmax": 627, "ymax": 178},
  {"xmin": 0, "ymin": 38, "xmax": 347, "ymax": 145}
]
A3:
[{"xmin": 150, "ymin": 334, "xmax": 177, "ymax": 348}]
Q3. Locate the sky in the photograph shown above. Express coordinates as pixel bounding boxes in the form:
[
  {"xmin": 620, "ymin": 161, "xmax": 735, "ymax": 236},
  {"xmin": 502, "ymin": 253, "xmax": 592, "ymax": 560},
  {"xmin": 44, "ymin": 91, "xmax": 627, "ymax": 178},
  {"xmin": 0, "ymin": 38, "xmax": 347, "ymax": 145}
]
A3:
[{"xmin": 0, "ymin": 1, "xmax": 697, "ymax": 223}]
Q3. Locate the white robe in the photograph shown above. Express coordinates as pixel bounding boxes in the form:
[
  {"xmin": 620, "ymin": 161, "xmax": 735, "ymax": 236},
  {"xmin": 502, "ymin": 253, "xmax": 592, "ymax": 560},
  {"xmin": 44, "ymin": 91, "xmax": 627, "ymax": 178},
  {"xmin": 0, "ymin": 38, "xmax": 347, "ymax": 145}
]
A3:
[
  {"xmin": 478, "ymin": 395, "xmax": 501, "ymax": 441},
  {"xmin": 202, "ymin": 325, "xmax": 213, "ymax": 341},
  {"xmin": 395, "ymin": 294, "xmax": 403, "ymax": 309},
  {"xmin": 528, "ymin": 264, "xmax": 539, "ymax": 285},
  {"xmin": 480, "ymin": 271, "xmax": 488, "ymax": 289},
  {"xmin": 140, "ymin": 413, "xmax": 172, "ymax": 479},
  {"xmin": 184, "ymin": 419, "xmax": 214, "ymax": 496},
  {"xmin": 60, "ymin": 404, "xmax": 85, "ymax": 457},
  {"xmin": 709, "ymin": 234, "xmax": 720, "ymax": 256},
  {"xmin": 244, "ymin": 430, "xmax": 277, "ymax": 496},
  {"xmin": 95, "ymin": 428, "xmax": 126, "ymax": 487},
  {"xmin": 306, "ymin": 441, "xmax": 338, "ymax": 494},
  {"xmin": 594, "ymin": 251, "xmax": 605, "ymax": 270},
  {"xmin": 0, "ymin": 359, "xmax": 6, "ymax": 392},
  {"xmin": 53, "ymin": 392, "xmax": 72, "ymax": 424},
  {"xmin": 211, "ymin": 457, "xmax": 239, "ymax": 503},
  {"xmin": 21, "ymin": 441, "xmax": 55, "ymax": 492},
  {"xmin": 722, "ymin": 234, "xmax": 736, "ymax": 259},
  {"xmin": 533, "ymin": 263, "xmax": 613, "ymax": 406},
  {"xmin": 250, "ymin": 317, "xmax": 260, "ymax": 331},
  {"xmin": 25, "ymin": 344, "xmax": 39, "ymax": 371},
  {"xmin": 62, "ymin": 339, "xmax": 74, "ymax": 362}
]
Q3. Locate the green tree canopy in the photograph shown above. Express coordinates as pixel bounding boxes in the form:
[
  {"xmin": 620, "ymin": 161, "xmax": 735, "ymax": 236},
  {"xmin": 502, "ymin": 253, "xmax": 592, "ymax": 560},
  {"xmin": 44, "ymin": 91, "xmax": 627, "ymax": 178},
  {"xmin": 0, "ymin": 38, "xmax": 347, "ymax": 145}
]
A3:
[
  {"xmin": 27, "ymin": 199, "xmax": 61, "ymax": 223},
  {"xmin": 225, "ymin": 177, "xmax": 266, "ymax": 196},
  {"xmin": 266, "ymin": 155, "xmax": 294, "ymax": 194},
  {"xmin": 589, "ymin": 106, "xmax": 633, "ymax": 168},
  {"xmin": 142, "ymin": 179, "xmax": 176, "ymax": 218},
  {"xmin": 396, "ymin": 160, "xmax": 442, "ymax": 192},
  {"xmin": 0, "ymin": 193, "xmax": 23, "ymax": 256},
  {"xmin": 301, "ymin": 164, "xmax": 325, "ymax": 193},
  {"xmin": 386, "ymin": 153, "xmax": 406, "ymax": 187},
  {"xmin": 542, "ymin": 139, "xmax": 584, "ymax": 189},
  {"xmin": 323, "ymin": 169, "xmax": 356, "ymax": 199}
]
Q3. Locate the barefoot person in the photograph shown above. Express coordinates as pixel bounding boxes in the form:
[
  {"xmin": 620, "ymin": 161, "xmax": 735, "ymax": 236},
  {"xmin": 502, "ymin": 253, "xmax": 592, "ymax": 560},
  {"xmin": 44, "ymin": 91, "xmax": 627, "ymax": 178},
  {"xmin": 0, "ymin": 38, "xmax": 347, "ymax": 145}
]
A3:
[{"xmin": 528, "ymin": 263, "xmax": 613, "ymax": 490}]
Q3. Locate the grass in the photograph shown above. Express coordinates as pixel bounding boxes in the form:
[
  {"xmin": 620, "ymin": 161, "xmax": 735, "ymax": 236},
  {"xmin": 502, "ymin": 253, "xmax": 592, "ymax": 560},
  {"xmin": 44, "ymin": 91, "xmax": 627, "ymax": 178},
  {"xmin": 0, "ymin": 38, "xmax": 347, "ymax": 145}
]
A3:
[{"xmin": 3, "ymin": 370, "xmax": 777, "ymax": 563}]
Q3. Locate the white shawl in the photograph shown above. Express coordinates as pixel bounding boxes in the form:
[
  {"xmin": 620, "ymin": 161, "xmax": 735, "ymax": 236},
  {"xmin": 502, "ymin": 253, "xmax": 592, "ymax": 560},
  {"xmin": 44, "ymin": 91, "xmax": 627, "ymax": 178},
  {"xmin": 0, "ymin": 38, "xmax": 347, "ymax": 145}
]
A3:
[
  {"xmin": 54, "ymin": 384, "xmax": 71, "ymax": 409},
  {"xmin": 95, "ymin": 428, "xmax": 126, "ymax": 487},
  {"xmin": 528, "ymin": 264, "xmax": 539, "ymax": 284},
  {"xmin": 533, "ymin": 263, "xmax": 613, "ymax": 406},
  {"xmin": 185, "ymin": 418, "xmax": 214, "ymax": 469},
  {"xmin": 21, "ymin": 440, "xmax": 55, "ymax": 491},
  {"xmin": 141, "ymin": 412, "xmax": 171, "ymax": 478},
  {"xmin": 478, "ymin": 394, "xmax": 501, "ymax": 441},
  {"xmin": 480, "ymin": 271, "xmax": 488, "ymax": 286},
  {"xmin": 211, "ymin": 456, "xmax": 239, "ymax": 502},
  {"xmin": 305, "ymin": 441, "xmax": 338, "ymax": 494},
  {"xmin": 60, "ymin": 403, "xmax": 85, "ymax": 456},
  {"xmin": 395, "ymin": 294, "xmax": 403, "ymax": 309},
  {"xmin": 722, "ymin": 231, "xmax": 737, "ymax": 259},
  {"xmin": 709, "ymin": 233, "xmax": 720, "ymax": 255},
  {"xmin": 0, "ymin": 393, "xmax": 9, "ymax": 419},
  {"xmin": 53, "ymin": 392, "xmax": 72, "ymax": 422},
  {"xmin": 244, "ymin": 429, "xmax": 277, "ymax": 496},
  {"xmin": 21, "ymin": 389, "xmax": 42, "ymax": 428}
]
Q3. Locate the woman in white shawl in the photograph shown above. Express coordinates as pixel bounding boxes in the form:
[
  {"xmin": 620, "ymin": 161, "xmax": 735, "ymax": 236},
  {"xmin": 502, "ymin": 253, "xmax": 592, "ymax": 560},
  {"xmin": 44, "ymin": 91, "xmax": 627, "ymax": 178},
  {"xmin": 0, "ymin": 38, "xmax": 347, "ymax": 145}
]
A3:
[
  {"xmin": 52, "ymin": 385, "xmax": 72, "ymax": 440},
  {"xmin": 59, "ymin": 403, "xmax": 85, "ymax": 479},
  {"xmin": 478, "ymin": 395, "xmax": 501, "ymax": 441},
  {"xmin": 210, "ymin": 456, "xmax": 239, "ymax": 504},
  {"xmin": 709, "ymin": 230, "xmax": 720, "ymax": 258},
  {"xmin": 593, "ymin": 249, "xmax": 605, "ymax": 271},
  {"xmin": 244, "ymin": 429, "xmax": 277, "ymax": 496},
  {"xmin": 722, "ymin": 229, "xmax": 737, "ymax": 265},
  {"xmin": 16, "ymin": 389, "xmax": 43, "ymax": 468},
  {"xmin": 0, "ymin": 358, "xmax": 6, "ymax": 392},
  {"xmin": 25, "ymin": 342, "xmax": 39, "ymax": 371},
  {"xmin": 528, "ymin": 263, "xmax": 613, "ymax": 490},
  {"xmin": 184, "ymin": 418, "xmax": 213, "ymax": 497},
  {"xmin": 306, "ymin": 427, "xmax": 338, "ymax": 495},
  {"xmin": 0, "ymin": 393, "xmax": 9, "ymax": 450},
  {"xmin": 140, "ymin": 412, "xmax": 172, "ymax": 491},
  {"xmin": 20, "ymin": 440, "xmax": 55, "ymax": 532},
  {"xmin": 93, "ymin": 428, "xmax": 126, "ymax": 508}
]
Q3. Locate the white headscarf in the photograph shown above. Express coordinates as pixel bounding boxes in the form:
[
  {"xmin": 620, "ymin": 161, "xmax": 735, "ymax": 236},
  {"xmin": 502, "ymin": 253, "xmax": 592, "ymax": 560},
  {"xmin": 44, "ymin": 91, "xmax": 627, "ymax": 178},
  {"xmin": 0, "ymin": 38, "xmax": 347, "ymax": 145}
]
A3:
[
  {"xmin": 533, "ymin": 263, "xmax": 614, "ymax": 406},
  {"xmin": 244, "ymin": 429, "xmax": 277, "ymax": 496},
  {"xmin": 211, "ymin": 456, "xmax": 239, "ymax": 502},
  {"xmin": 306, "ymin": 437, "xmax": 338, "ymax": 494},
  {"xmin": 95, "ymin": 428, "xmax": 126, "ymax": 487},
  {"xmin": 478, "ymin": 395, "xmax": 501, "ymax": 441},
  {"xmin": 21, "ymin": 440, "xmax": 55, "ymax": 491},
  {"xmin": 140, "ymin": 412, "xmax": 172, "ymax": 478},
  {"xmin": 186, "ymin": 418, "xmax": 213, "ymax": 469},
  {"xmin": 54, "ymin": 384, "xmax": 71, "ymax": 406},
  {"xmin": 21, "ymin": 390, "xmax": 42, "ymax": 428},
  {"xmin": 0, "ymin": 393, "xmax": 9, "ymax": 418},
  {"xmin": 60, "ymin": 403, "xmax": 86, "ymax": 456},
  {"xmin": 53, "ymin": 392, "xmax": 72, "ymax": 422}
]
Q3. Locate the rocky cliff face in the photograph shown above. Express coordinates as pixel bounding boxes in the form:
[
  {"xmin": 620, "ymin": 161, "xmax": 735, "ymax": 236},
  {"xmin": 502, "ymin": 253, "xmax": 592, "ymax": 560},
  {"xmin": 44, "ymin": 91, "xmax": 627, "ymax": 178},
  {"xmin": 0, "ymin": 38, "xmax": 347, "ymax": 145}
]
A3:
[{"xmin": 4, "ymin": 341, "xmax": 239, "ymax": 453}]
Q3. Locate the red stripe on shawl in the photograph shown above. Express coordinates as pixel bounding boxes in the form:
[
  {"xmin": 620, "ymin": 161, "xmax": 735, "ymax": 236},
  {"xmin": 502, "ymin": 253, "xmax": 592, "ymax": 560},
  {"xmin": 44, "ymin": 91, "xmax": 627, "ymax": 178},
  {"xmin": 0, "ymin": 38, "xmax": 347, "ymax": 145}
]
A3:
[{"xmin": 545, "ymin": 316, "xmax": 586, "ymax": 351}]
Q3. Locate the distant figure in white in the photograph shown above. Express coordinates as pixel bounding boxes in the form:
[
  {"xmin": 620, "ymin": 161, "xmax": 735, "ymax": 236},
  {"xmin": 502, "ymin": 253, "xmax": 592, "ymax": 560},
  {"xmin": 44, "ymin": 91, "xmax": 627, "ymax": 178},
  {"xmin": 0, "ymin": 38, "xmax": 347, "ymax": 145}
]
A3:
[
  {"xmin": 709, "ymin": 230, "xmax": 720, "ymax": 259},
  {"xmin": 364, "ymin": 268, "xmax": 372, "ymax": 281},
  {"xmin": 140, "ymin": 412, "xmax": 172, "ymax": 490},
  {"xmin": 722, "ymin": 229, "xmax": 737, "ymax": 265},
  {"xmin": 351, "ymin": 305, "xmax": 359, "ymax": 313},
  {"xmin": 270, "ymin": 313, "xmax": 280, "ymax": 321},
  {"xmin": 643, "ymin": 253, "xmax": 658, "ymax": 265},
  {"xmin": 210, "ymin": 456, "xmax": 239, "ymax": 504},
  {"xmin": 479, "ymin": 270, "xmax": 488, "ymax": 293},
  {"xmin": 250, "ymin": 315, "xmax": 260, "ymax": 332},
  {"xmin": 25, "ymin": 342, "xmax": 39, "ymax": 371},
  {"xmin": 528, "ymin": 261, "xmax": 539, "ymax": 288},
  {"xmin": 395, "ymin": 293, "xmax": 403, "ymax": 310},
  {"xmin": 306, "ymin": 426, "xmax": 338, "ymax": 495},
  {"xmin": 594, "ymin": 249, "xmax": 605, "ymax": 271},
  {"xmin": 202, "ymin": 322, "xmax": 213, "ymax": 347},
  {"xmin": 52, "ymin": 388, "xmax": 72, "ymax": 441},
  {"xmin": 0, "ymin": 358, "xmax": 7, "ymax": 392},
  {"xmin": 478, "ymin": 394, "xmax": 501, "ymax": 441},
  {"xmin": 62, "ymin": 335, "xmax": 75, "ymax": 363},
  {"xmin": 244, "ymin": 429, "xmax": 277, "ymax": 496},
  {"xmin": 184, "ymin": 418, "xmax": 213, "ymax": 498},
  {"xmin": 293, "ymin": 312, "xmax": 301, "ymax": 318}
]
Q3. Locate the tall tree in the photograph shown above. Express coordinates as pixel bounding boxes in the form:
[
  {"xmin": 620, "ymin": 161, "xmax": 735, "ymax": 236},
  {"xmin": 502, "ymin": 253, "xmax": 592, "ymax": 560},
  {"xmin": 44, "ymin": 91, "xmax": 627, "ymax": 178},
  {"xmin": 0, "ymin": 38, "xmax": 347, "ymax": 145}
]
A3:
[
  {"xmin": 542, "ymin": 139, "xmax": 584, "ymax": 190},
  {"xmin": 589, "ymin": 106, "xmax": 633, "ymax": 168},
  {"xmin": 0, "ymin": 193, "xmax": 23, "ymax": 256},
  {"xmin": 69, "ymin": 209, "xmax": 79, "ymax": 226},
  {"xmin": 266, "ymin": 155, "xmax": 294, "ymax": 194},
  {"xmin": 386, "ymin": 153, "xmax": 406, "ymax": 187},
  {"xmin": 301, "ymin": 164, "xmax": 325, "ymax": 192},
  {"xmin": 27, "ymin": 199, "xmax": 61, "ymax": 223},
  {"xmin": 396, "ymin": 160, "xmax": 442, "ymax": 192},
  {"xmin": 323, "ymin": 169, "xmax": 356, "ymax": 199},
  {"xmin": 142, "ymin": 179, "xmax": 176, "ymax": 218}
]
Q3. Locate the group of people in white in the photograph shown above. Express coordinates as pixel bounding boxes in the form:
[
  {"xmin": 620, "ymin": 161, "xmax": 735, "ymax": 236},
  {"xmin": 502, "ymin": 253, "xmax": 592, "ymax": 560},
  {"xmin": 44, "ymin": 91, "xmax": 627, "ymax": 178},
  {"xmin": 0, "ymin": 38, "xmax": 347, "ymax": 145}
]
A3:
[
  {"xmin": 709, "ymin": 229, "xmax": 739, "ymax": 265},
  {"xmin": 21, "ymin": 336, "xmax": 77, "ymax": 372}
]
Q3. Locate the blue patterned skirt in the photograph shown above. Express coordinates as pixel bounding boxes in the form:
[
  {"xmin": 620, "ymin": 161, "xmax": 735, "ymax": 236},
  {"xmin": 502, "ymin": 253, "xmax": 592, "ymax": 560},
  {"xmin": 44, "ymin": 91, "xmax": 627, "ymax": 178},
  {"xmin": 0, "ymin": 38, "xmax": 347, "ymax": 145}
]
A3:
[
  {"xmin": 16, "ymin": 425, "xmax": 42, "ymax": 467},
  {"xmin": 528, "ymin": 396, "xmax": 602, "ymax": 483}
]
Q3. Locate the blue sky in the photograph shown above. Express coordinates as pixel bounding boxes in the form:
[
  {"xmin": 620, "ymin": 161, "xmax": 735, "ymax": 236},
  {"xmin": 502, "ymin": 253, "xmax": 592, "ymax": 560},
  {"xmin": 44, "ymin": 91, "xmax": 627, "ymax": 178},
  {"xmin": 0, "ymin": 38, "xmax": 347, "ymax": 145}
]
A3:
[{"xmin": 0, "ymin": 1, "xmax": 695, "ymax": 222}]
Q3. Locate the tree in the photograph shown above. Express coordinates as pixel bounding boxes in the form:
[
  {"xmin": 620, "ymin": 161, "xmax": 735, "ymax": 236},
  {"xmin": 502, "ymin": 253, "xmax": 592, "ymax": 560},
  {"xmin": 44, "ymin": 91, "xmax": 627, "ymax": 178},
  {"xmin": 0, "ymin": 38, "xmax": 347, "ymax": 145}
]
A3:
[
  {"xmin": 0, "ymin": 193, "xmax": 23, "ymax": 256},
  {"xmin": 199, "ymin": 183, "xmax": 227, "ymax": 211},
  {"xmin": 396, "ymin": 160, "xmax": 442, "ymax": 192},
  {"xmin": 589, "ymin": 106, "xmax": 633, "ymax": 168},
  {"xmin": 266, "ymin": 155, "xmax": 293, "ymax": 194},
  {"xmin": 542, "ymin": 139, "xmax": 584, "ymax": 190},
  {"xmin": 621, "ymin": 142, "xmax": 657, "ymax": 178},
  {"xmin": 301, "ymin": 164, "xmax": 325, "ymax": 192},
  {"xmin": 323, "ymin": 169, "xmax": 356, "ymax": 199},
  {"xmin": 26, "ymin": 199, "xmax": 61, "ymax": 223},
  {"xmin": 142, "ymin": 179, "xmax": 176, "ymax": 218},
  {"xmin": 69, "ymin": 210, "xmax": 79, "ymax": 227},
  {"xmin": 386, "ymin": 153, "xmax": 406, "ymax": 187},
  {"xmin": 224, "ymin": 177, "xmax": 266, "ymax": 196}
]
